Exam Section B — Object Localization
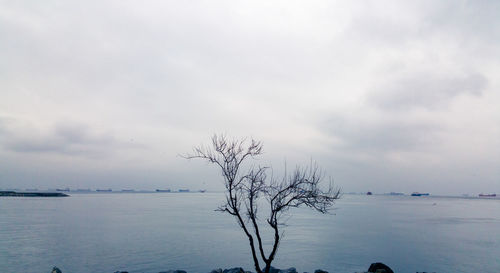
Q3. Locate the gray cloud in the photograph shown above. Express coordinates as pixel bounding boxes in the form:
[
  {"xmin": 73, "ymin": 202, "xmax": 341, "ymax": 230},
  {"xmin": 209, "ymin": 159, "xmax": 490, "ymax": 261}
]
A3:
[
  {"xmin": 0, "ymin": 1, "xmax": 499, "ymax": 194},
  {"xmin": 323, "ymin": 114, "xmax": 442, "ymax": 154},
  {"xmin": 426, "ymin": 0, "xmax": 500, "ymax": 46},
  {"xmin": 369, "ymin": 72, "xmax": 487, "ymax": 111},
  {"xmin": 0, "ymin": 119, "xmax": 117, "ymax": 157}
]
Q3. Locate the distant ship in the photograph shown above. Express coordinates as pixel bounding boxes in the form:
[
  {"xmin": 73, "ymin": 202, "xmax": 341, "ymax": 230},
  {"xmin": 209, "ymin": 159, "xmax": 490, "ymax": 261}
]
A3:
[
  {"xmin": 96, "ymin": 189, "xmax": 112, "ymax": 192},
  {"xmin": 411, "ymin": 192, "xmax": 430, "ymax": 196},
  {"xmin": 478, "ymin": 193, "xmax": 496, "ymax": 197},
  {"xmin": 366, "ymin": 191, "xmax": 373, "ymax": 195},
  {"xmin": 121, "ymin": 189, "xmax": 135, "ymax": 192},
  {"xmin": 178, "ymin": 189, "xmax": 190, "ymax": 192},
  {"xmin": 56, "ymin": 188, "xmax": 70, "ymax": 192},
  {"xmin": 199, "ymin": 189, "xmax": 206, "ymax": 193},
  {"xmin": 156, "ymin": 189, "xmax": 171, "ymax": 192},
  {"xmin": 389, "ymin": 192, "xmax": 404, "ymax": 196}
]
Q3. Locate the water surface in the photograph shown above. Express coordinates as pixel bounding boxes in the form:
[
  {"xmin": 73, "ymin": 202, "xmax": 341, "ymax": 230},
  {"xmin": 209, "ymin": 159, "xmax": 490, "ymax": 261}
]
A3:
[{"xmin": 1, "ymin": 193, "xmax": 499, "ymax": 273}]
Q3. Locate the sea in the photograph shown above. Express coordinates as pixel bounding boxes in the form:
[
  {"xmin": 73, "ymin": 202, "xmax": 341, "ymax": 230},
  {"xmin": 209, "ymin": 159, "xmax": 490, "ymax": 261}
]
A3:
[{"xmin": 1, "ymin": 192, "xmax": 499, "ymax": 273}]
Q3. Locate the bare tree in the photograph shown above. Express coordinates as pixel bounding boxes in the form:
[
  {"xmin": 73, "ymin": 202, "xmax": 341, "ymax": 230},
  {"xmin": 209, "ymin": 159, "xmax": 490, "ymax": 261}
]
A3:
[{"xmin": 184, "ymin": 135, "xmax": 341, "ymax": 273}]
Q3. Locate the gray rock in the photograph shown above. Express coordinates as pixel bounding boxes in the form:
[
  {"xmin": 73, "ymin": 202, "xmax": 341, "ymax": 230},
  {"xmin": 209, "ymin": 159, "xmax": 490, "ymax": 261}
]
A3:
[
  {"xmin": 209, "ymin": 269, "xmax": 223, "ymax": 273},
  {"xmin": 314, "ymin": 270, "xmax": 328, "ymax": 273},
  {"xmin": 159, "ymin": 270, "xmax": 187, "ymax": 273},
  {"xmin": 367, "ymin": 263, "xmax": 394, "ymax": 273},
  {"xmin": 51, "ymin": 267, "xmax": 62, "ymax": 273},
  {"xmin": 114, "ymin": 272, "xmax": 128, "ymax": 273},
  {"xmin": 266, "ymin": 266, "xmax": 297, "ymax": 273},
  {"xmin": 279, "ymin": 268, "xmax": 297, "ymax": 273},
  {"xmin": 268, "ymin": 267, "xmax": 279, "ymax": 273},
  {"xmin": 223, "ymin": 267, "xmax": 246, "ymax": 273}
]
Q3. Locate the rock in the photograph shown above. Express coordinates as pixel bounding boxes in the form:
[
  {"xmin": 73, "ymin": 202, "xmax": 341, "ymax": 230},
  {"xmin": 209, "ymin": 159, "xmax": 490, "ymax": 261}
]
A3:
[
  {"xmin": 159, "ymin": 270, "xmax": 187, "ymax": 273},
  {"xmin": 267, "ymin": 267, "xmax": 279, "ymax": 273},
  {"xmin": 314, "ymin": 270, "xmax": 328, "ymax": 273},
  {"xmin": 367, "ymin": 262, "xmax": 394, "ymax": 273},
  {"xmin": 266, "ymin": 266, "xmax": 297, "ymax": 273},
  {"xmin": 209, "ymin": 269, "xmax": 223, "ymax": 273},
  {"xmin": 51, "ymin": 267, "xmax": 62, "ymax": 273},
  {"xmin": 114, "ymin": 272, "xmax": 128, "ymax": 273},
  {"xmin": 223, "ymin": 267, "xmax": 246, "ymax": 273},
  {"xmin": 280, "ymin": 268, "xmax": 297, "ymax": 273}
]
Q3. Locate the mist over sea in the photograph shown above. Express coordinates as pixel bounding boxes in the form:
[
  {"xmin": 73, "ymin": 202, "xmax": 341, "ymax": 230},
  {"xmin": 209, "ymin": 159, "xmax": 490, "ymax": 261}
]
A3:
[{"xmin": 1, "ymin": 193, "xmax": 499, "ymax": 273}]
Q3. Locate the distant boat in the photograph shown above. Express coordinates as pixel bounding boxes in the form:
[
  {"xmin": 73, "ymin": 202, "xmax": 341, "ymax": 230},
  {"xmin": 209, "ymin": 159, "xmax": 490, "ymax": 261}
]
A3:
[
  {"xmin": 96, "ymin": 189, "xmax": 112, "ymax": 192},
  {"xmin": 479, "ymin": 193, "xmax": 496, "ymax": 197},
  {"xmin": 389, "ymin": 192, "xmax": 404, "ymax": 196},
  {"xmin": 199, "ymin": 189, "xmax": 206, "ymax": 193},
  {"xmin": 178, "ymin": 189, "xmax": 190, "ymax": 193},
  {"xmin": 366, "ymin": 191, "xmax": 372, "ymax": 195},
  {"xmin": 121, "ymin": 189, "xmax": 135, "ymax": 192},
  {"xmin": 156, "ymin": 189, "xmax": 171, "ymax": 192},
  {"xmin": 411, "ymin": 192, "xmax": 430, "ymax": 196},
  {"xmin": 56, "ymin": 188, "xmax": 70, "ymax": 192}
]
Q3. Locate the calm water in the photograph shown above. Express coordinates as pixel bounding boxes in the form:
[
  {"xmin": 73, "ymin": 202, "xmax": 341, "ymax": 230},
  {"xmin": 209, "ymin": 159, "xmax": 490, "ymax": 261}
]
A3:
[{"xmin": 1, "ymin": 193, "xmax": 499, "ymax": 273}]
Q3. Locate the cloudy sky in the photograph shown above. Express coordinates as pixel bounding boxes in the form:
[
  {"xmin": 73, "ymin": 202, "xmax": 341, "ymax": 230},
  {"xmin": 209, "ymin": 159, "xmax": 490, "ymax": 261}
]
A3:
[{"xmin": 1, "ymin": 0, "xmax": 499, "ymax": 194}]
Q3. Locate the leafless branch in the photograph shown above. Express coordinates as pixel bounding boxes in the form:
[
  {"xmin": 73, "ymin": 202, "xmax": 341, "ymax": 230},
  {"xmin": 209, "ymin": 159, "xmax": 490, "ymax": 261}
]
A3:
[{"xmin": 185, "ymin": 134, "xmax": 341, "ymax": 273}]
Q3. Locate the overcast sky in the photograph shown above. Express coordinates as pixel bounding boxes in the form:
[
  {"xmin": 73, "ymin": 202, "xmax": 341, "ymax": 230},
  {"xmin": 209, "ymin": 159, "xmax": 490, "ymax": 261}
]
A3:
[{"xmin": 1, "ymin": 0, "xmax": 499, "ymax": 194}]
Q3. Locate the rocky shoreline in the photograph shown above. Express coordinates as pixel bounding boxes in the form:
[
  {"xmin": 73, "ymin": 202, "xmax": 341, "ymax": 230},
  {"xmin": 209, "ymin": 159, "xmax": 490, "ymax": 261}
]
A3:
[
  {"xmin": 51, "ymin": 263, "xmax": 396, "ymax": 273},
  {"xmin": 0, "ymin": 191, "xmax": 69, "ymax": 197}
]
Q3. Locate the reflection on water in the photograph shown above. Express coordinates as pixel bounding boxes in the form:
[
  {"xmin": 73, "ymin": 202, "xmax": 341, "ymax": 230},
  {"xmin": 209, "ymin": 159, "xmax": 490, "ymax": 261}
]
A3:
[{"xmin": 1, "ymin": 193, "xmax": 499, "ymax": 273}]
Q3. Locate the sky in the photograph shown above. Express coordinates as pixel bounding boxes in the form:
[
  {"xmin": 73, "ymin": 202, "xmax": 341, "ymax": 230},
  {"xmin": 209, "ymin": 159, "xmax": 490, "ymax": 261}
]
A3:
[{"xmin": 1, "ymin": 0, "xmax": 499, "ymax": 194}]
